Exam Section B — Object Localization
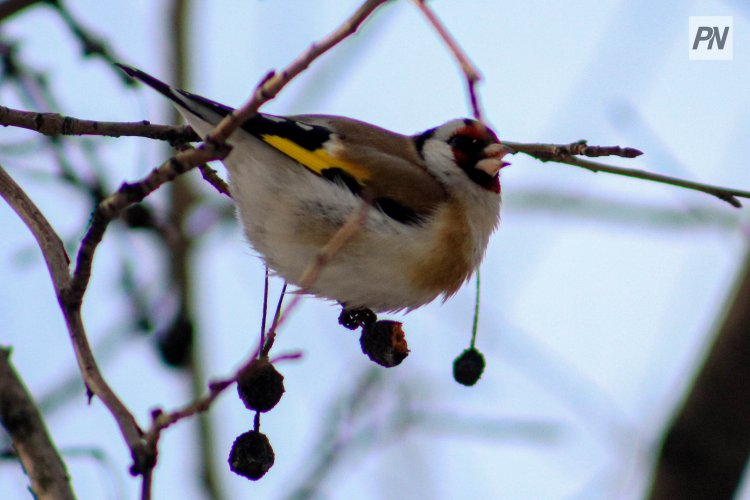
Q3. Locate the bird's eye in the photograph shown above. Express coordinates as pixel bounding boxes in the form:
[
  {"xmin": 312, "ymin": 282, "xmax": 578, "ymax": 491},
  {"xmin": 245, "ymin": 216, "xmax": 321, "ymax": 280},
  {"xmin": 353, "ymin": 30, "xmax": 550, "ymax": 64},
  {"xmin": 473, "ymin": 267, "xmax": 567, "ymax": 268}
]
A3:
[{"xmin": 449, "ymin": 134, "xmax": 483, "ymax": 152}]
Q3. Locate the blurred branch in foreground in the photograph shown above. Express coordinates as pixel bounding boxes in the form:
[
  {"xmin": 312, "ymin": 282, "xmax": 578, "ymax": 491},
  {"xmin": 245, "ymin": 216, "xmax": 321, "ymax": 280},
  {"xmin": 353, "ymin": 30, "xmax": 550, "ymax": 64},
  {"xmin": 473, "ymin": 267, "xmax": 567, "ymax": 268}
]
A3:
[
  {"xmin": 648, "ymin": 249, "xmax": 750, "ymax": 499},
  {"xmin": 508, "ymin": 188, "xmax": 742, "ymax": 231},
  {"xmin": 0, "ymin": 347, "xmax": 75, "ymax": 500},
  {"xmin": 285, "ymin": 368, "xmax": 562, "ymax": 499}
]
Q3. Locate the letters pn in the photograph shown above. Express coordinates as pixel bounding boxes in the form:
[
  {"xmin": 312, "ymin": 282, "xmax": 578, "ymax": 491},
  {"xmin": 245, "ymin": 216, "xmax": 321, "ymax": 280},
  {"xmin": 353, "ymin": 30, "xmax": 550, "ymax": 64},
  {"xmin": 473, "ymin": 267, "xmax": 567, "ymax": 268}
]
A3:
[{"xmin": 692, "ymin": 26, "xmax": 730, "ymax": 50}]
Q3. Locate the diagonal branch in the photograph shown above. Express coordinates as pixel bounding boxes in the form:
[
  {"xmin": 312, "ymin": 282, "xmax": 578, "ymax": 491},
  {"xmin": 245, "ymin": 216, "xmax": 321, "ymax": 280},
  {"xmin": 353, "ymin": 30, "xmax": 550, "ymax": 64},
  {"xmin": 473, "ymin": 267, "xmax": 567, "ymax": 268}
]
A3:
[
  {"xmin": 0, "ymin": 0, "xmax": 43, "ymax": 21},
  {"xmin": 206, "ymin": 0, "xmax": 390, "ymax": 144},
  {"xmin": 0, "ymin": 164, "xmax": 149, "ymax": 472},
  {"xmin": 64, "ymin": 147, "xmax": 221, "ymax": 307},
  {"xmin": 0, "ymin": 165, "xmax": 70, "ymax": 290}
]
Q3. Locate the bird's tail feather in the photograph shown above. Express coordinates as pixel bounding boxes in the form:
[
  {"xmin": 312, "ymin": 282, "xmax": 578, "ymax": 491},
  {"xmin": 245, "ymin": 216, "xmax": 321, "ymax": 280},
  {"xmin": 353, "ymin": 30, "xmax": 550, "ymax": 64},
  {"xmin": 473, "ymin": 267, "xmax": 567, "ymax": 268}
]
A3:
[{"xmin": 115, "ymin": 63, "xmax": 233, "ymax": 132}]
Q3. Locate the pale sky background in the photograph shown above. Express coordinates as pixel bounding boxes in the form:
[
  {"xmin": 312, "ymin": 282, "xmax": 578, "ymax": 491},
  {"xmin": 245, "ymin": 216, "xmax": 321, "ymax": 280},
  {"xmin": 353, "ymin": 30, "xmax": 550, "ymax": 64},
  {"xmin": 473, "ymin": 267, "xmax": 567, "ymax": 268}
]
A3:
[{"xmin": 1, "ymin": 1, "xmax": 749, "ymax": 499}]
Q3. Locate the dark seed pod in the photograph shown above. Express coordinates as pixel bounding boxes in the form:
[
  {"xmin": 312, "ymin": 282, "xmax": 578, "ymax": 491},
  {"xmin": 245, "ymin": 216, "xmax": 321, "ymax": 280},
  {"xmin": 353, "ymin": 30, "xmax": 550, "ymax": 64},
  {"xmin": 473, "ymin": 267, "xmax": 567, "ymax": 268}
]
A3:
[
  {"xmin": 156, "ymin": 310, "xmax": 193, "ymax": 368},
  {"xmin": 359, "ymin": 320, "xmax": 409, "ymax": 367},
  {"xmin": 452, "ymin": 348, "xmax": 485, "ymax": 386},
  {"xmin": 228, "ymin": 430, "xmax": 274, "ymax": 480},
  {"xmin": 236, "ymin": 358, "xmax": 285, "ymax": 412},
  {"xmin": 339, "ymin": 307, "xmax": 377, "ymax": 330}
]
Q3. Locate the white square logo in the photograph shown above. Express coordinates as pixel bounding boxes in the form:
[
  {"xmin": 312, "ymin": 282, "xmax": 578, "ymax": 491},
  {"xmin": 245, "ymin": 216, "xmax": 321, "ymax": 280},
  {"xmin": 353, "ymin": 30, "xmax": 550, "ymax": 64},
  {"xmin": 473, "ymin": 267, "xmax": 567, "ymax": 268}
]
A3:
[{"xmin": 689, "ymin": 16, "xmax": 733, "ymax": 60}]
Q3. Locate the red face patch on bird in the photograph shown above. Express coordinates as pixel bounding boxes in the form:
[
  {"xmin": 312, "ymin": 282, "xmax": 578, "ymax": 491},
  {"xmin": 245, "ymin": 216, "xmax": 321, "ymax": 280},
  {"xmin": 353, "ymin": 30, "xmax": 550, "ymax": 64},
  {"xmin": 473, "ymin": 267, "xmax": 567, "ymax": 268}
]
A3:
[{"xmin": 448, "ymin": 121, "xmax": 509, "ymax": 193}]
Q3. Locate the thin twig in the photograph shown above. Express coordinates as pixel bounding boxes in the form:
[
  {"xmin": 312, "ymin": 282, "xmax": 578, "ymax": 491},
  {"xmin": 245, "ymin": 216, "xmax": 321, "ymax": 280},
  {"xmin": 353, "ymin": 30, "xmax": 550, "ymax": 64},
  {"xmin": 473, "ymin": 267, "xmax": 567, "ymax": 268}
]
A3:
[
  {"xmin": 260, "ymin": 267, "xmax": 270, "ymax": 354},
  {"xmin": 409, "ymin": 1, "xmax": 745, "ymax": 209},
  {"xmin": 140, "ymin": 469, "xmax": 152, "ymax": 500},
  {"xmin": 505, "ymin": 139, "xmax": 643, "ymax": 160},
  {"xmin": 412, "ymin": 0, "xmax": 483, "ymax": 120},
  {"xmin": 262, "ymin": 282, "xmax": 288, "ymax": 357},
  {"xmin": 197, "ymin": 164, "xmax": 232, "ymax": 197},
  {"xmin": 143, "ymin": 344, "xmax": 305, "ymax": 448},
  {"xmin": 505, "ymin": 141, "xmax": 749, "ymax": 208},
  {"xmin": 470, "ymin": 268, "xmax": 480, "ymax": 349}
]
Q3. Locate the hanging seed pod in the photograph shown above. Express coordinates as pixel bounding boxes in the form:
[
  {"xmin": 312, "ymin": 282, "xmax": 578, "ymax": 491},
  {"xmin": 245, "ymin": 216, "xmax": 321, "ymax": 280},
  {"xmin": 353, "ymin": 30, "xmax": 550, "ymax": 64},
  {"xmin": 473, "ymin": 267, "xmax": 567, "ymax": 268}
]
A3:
[
  {"xmin": 359, "ymin": 320, "xmax": 409, "ymax": 367},
  {"xmin": 228, "ymin": 430, "xmax": 275, "ymax": 480},
  {"xmin": 338, "ymin": 307, "xmax": 377, "ymax": 330},
  {"xmin": 452, "ymin": 347, "xmax": 485, "ymax": 386},
  {"xmin": 236, "ymin": 358, "xmax": 285, "ymax": 413}
]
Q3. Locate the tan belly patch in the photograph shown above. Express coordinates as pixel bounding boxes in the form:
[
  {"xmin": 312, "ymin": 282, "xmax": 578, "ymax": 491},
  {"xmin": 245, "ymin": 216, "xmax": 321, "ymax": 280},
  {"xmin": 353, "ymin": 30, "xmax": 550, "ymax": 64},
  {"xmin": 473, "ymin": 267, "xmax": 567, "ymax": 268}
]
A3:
[{"xmin": 409, "ymin": 201, "xmax": 473, "ymax": 299}]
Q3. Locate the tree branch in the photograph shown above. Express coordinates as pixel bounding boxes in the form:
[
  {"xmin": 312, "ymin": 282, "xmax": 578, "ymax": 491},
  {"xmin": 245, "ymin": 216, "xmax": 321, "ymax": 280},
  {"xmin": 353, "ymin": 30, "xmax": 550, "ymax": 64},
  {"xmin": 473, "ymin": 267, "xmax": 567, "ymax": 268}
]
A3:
[
  {"xmin": 0, "ymin": 347, "xmax": 75, "ymax": 500},
  {"xmin": 0, "ymin": 105, "xmax": 198, "ymax": 143},
  {"xmin": 0, "ymin": 0, "xmax": 42, "ymax": 21},
  {"xmin": 505, "ymin": 141, "xmax": 749, "ymax": 208},
  {"xmin": 0, "ymin": 163, "xmax": 151, "ymax": 472}
]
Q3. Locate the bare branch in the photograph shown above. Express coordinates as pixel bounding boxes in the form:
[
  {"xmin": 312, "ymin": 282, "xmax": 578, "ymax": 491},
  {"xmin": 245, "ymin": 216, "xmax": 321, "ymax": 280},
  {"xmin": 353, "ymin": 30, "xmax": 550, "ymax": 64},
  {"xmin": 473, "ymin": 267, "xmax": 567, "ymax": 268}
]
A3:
[
  {"xmin": 505, "ymin": 140, "xmax": 643, "ymax": 160},
  {"xmin": 0, "ymin": 347, "xmax": 75, "ymax": 500},
  {"xmin": 505, "ymin": 141, "xmax": 749, "ymax": 208},
  {"xmin": 0, "ymin": 165, "xmax": 70, "ymax": 290},
  {"xmin": 0, "ymin": 105, "xmax": 198, "ymax": 143}
]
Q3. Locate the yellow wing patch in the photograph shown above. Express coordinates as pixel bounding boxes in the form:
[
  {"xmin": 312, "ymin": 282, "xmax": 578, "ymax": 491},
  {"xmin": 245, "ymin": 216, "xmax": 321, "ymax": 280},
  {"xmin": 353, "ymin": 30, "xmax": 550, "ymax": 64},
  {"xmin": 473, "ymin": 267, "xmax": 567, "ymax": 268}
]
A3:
[{"xmin": 261, "ymin": 134, "xmax": 371, "ymax": 184}]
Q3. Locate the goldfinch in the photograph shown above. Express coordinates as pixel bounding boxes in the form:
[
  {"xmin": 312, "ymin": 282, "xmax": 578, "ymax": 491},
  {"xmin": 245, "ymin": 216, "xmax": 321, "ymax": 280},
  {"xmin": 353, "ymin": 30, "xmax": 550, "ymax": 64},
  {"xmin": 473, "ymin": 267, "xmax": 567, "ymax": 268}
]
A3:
[{"xmin": 117, "ymin": 64, "xmax": 509, "ymax": 313}]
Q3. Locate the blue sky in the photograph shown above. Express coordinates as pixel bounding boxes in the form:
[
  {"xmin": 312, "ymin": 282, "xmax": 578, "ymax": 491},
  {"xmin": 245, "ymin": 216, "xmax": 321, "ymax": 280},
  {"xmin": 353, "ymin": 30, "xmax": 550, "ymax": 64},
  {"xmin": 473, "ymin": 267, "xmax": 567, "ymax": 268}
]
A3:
[{"xmin": 1, "ymin": 1, "xmax": 749, "ymax": 499}]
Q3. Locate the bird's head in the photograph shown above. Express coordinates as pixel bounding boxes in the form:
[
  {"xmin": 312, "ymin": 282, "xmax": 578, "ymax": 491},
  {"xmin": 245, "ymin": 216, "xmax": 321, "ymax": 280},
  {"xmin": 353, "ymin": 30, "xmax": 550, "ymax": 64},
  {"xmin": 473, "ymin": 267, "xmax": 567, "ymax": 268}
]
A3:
[{"xmin": 415, "ymin": 119, "xmax": 510, "ymax": 194}]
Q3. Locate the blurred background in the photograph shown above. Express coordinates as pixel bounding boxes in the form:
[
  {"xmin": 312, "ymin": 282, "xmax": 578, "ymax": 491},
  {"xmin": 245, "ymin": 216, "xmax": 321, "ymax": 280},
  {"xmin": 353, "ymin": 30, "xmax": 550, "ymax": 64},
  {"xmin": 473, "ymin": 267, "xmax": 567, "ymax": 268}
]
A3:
[{"xmin": 1, "ymin": 0, "xmax": 748, "ymax": 498}]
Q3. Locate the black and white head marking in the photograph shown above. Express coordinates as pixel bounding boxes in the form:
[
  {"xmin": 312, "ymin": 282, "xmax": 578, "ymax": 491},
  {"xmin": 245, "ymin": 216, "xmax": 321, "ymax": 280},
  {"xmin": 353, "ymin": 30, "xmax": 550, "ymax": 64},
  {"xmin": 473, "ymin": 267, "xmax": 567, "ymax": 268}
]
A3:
[{"xmin": 415, "ymin": 119, "xmax": 507, "ymax": 193}]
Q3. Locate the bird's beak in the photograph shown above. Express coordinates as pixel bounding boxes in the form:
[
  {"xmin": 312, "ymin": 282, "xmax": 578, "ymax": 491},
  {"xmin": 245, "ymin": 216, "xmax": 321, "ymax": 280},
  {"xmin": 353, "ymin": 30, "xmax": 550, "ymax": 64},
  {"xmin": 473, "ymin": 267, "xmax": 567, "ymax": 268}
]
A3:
[{"xmin": 476, "ymin": 143, "xmax": 512, "ymax": 176}]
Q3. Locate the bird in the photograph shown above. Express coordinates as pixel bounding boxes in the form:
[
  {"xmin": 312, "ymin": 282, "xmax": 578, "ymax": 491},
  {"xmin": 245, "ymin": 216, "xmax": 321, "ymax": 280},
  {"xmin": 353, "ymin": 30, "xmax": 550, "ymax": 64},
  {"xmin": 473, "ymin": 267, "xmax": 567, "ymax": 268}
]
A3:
[{"xmin": 117, "ymin": 64, "xmax": 509, "ymax": 317}]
